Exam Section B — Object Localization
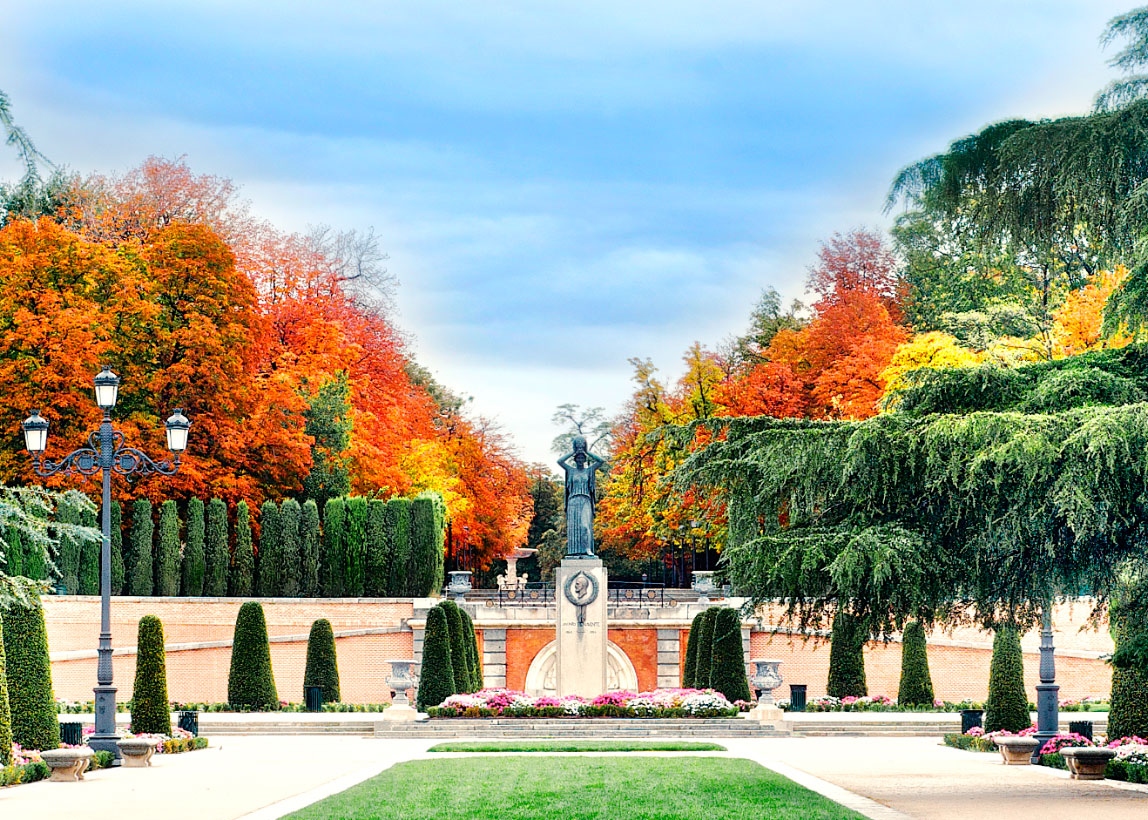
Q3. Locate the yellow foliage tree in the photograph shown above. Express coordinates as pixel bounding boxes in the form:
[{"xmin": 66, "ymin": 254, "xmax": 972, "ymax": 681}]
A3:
[
  {"xmin": 1051, "ymin": 267, "xmax": 1132, "ymax": 358},
  {"xmin": 880, "ymin": 332, "xmax": 980, "ymax": 407}
]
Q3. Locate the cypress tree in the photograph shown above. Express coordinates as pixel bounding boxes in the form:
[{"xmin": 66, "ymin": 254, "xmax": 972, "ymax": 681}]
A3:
[
  {"xmin": 231, "ymin": 500, "xmax": 254, "ymax": 596},
  {"xmin": 181, "ymin": 498, "xmax": 206, "ymax": 596},
  {"xmin": 461, "ymin": 608, "xmax": 483, "ymax": 691},
  {"xmin": 320, "ymin": 497, "xmax": 346, "ymax": 597},
  {"xmin": 77, "ymin": 504, "xmax": 99, "ymax": 596},
  {"xmin": 130, "ymin": 615, "xmax": 170, "ymax": 734},
  {"xmin": 1110, "ymin": 628, "xmax": 1148, "ymax": 740},
  {"xmin": 411, "ymin": 496, "xmax": 440, "ymax": 596},
  {"xmin": 897, "ymin": 621, "xmax": 935, "ymax": 707},
  {"xmin": 205, "ymin": 498, "xmax": 229, "ymax": 596},
  {"xmin": 416, "ymin": 606, "xmax": 455, "ymax": 710},
  {"xmin": 439, "ymin": 600, "xmax": 470, "ymax": 693},
  {"xmin": 227, "ymin": 601, "xmax": 278, "ymax": 709},
  {"xmin": 303, "ymin": 618, "xmax": 340, "ymax": 703},
  {"xmin": 365, "ymin": 499, "xmax": 388, "ymax": 597},
  {"xmin": 300, "ymin": 499, "xmax": 320, "ymax": 598},
  {"xmin": 257, "ymin": 500, "xmax": 281, "ymax": 597},
  {"xmin": 2, "ymin": 527, "xmax": 21, "ymax": 579},
  {"xmin": 278, "ymin": 499, "xmax": 302, "ymax": 597},
  {"xmin": 344, "ymin": 496, "xmax": 368, "ymax": 597},
  {"xmin": 156, "ymin": 500, "xmax": 181, "ymax": 597},
  {"xmin": 2, "ymin": 599, "xmax": 59, "ymax": 751},
  {"xmin": 21, "ymin": 521, "xmax": 46, "ymax": 582},
  {"xmin": 827, "ymin": 612, "xmax": 868, "ymax": 698},
  {"xmin": 129, "ymin": 498, "xmax": 154, "ymax": 596},
  {"xmin": 385, "ymin": 497, "xmax": 411, "ymax": 596},
  {"xmin": 693, "ymin": 607, "xmax": 718, "ymax": 688},
  {"xmin": 682, "ymin": 610, "xmax": 704, "ymax": 688},
  {"xmin": 110, "ymin": 501, "xmax": 124, "ymax": 594},
  {"xmin": 0, "ymin": 616, "xmax": 12, "ymax": 765},
  {"xmin": 710, "ymin": 608, "xmax": 751, "ymax": 703},
  {"xmin": 56, "ymin": 495, "xmax": 81, "ymax": 594},
  {"xmin": 984, "ymin": 624, "xmax": 1031, "ymax": 733}
]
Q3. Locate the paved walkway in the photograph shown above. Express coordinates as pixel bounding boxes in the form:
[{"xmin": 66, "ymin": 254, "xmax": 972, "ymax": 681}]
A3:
[{"xmin": 2, "ymin": 734, "xmax": 1145, "ymax": 819}]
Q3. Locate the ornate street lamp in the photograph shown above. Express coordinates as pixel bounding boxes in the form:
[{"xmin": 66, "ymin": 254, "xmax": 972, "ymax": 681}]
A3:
[{"xmin": 22, "ymin": 369, "xmax": 189, "ymax": 761}]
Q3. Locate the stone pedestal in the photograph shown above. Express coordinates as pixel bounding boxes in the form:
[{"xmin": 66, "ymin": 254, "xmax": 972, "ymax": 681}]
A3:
[{"xmin": 556, "ymin": 557, "xmax": 608, "ymax": 697}]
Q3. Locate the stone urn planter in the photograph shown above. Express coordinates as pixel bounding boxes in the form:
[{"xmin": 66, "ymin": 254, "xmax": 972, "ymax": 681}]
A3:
[
  {"xmin": 40, "ymin": 748, "xmax": 95, "ymax": 782},
  {"xmin": 1061, "ymin": 747, "xmax": 1116, "ymax": 780},
  {"xmin": 691, "ymin": 571, "xmax": 716, "ymax": 599},
  {"xmin": 748, "ymin": 659, "xmax": 785, "ymax": 725},
  {"xmin": 117, "ymin": 737, "xmax": 157, "ymax": 768},
  {"xmin": 446, "ymin": 571, "xmax": 473, "ymax": 599},
  {"xmin": 993, "ymin": 735, "xmax": 1040, "ymax": 765},
  {"xmin": 383, "ymin": 659, "xmax": 421, "ymax": 722}
]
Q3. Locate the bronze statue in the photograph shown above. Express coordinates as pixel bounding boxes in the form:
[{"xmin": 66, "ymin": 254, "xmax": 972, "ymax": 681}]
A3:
[{"xmin": 557, "ymin": 435, "xmax": 606, "ymax": 557}]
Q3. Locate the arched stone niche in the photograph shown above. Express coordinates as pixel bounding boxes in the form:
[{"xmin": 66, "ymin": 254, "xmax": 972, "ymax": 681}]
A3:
[{"xmin": 523, "ymin": 640, "xmax": 639, "ymax": 696}]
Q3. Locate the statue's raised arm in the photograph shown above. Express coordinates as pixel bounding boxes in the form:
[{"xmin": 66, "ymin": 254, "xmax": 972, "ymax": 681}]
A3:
[{"xmin": 557, "ymin": 435, "xmax": 605, "ymax": 558}]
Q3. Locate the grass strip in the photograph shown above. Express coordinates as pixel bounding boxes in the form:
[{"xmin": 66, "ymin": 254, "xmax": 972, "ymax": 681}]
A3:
[
  {"xmin": 427, "ymin": 740, "xmax": 726, "ymax": 753},
  {"xmin": 286, "ymin": 756, "xmax": 865, "ymax": 820}
]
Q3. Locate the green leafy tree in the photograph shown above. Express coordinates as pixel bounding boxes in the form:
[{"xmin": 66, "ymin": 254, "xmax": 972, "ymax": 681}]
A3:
[
  {"xmin": 278, "ymin": 499, "xmax": 302, "ymax": 597},
  {"xmin": 827, "ymin": 612, "xmax": 868, "ymax": 699},
  {"xmin": 300, "ymin": 499, "xmax": 320, "ymax": 598},
  {"xmin": 320, "ymin": 497, "xmax": 346, "ymax": 597},
  {"xmin": 897, "ymin": 621, "xmax": 935, "ymax": 707},
  {"xmin": 439, "ymin": 600, "xmax": 471, "ymax": 693},
  {"xmin": 365, "ymin": 499, "xmax": 388, "ymax": 597},
  {"xmin": 0, "ymin": 616, "xmax": 11, "ymax": 764},
  {"xmin": 344, "ymin": 496, "xmax": 368, "ymax": 597},
  {"xmin": 709, "ymin": 608, "xmax": 751, "ymax": 703},
  {"xmin": 227, "ymin": 601, "xmax": 278, "ymax": 709},
  {"xmin": 129, "ymin": 499, "xmax": 154, "ymax": 596},
  {"xmin": 181, "ymin": 498, "xmax": 205, "ymax": 596},
  {"xmin": 130, "ymin": 615, "xmax": 170, "ymax": 734},
  {"xmin": 77, "ymin": 504, "xmax": 98, "ymax": 596},
  {"xmin": 257, "ymin": 500, "xmax": 281, "ymax": 597},
  {"xmin": 416, "ymin": 606, "xmax": 455, "ymax": 710},
  {"xmin": 303, "ymin": 618, "xmax": 340, "ymax": 703},
  {"xmin": 385, "ymin": 497, "xmax": 411, "ymax": 596},
  {"xmin": 984, "ymin": 625, "xmax": 1031, "ymax": 733},
  {"xmin": 302, "ymin": 372, "xmax": 353, "ymax": 506},
  {"xmin": 693, "ymin": 608, "xmax": 718, "ymax": 689},
  {"xmin": 2, "ymin": 598, "xmax": 59, "ymax": 751},
  {"xmin": 230, "ymin": 501, "xmax": 254, "ymax": 596},
  {"xmin": 155, "ymin": 500, "xmax": 181, "ymax": 597},
  {"xmin": 110, "ymin": 502, "xmax": 124, "ymax": 594},
  {"xmin": 205, "ymin": 498, "xmax": 229, "ymax": 597},
  {"xmin": 682, "ymin": 611, "xmax": 704, "ymax": 688}
]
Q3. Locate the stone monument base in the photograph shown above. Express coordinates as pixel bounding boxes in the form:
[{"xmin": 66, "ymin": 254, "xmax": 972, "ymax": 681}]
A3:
[
  {"xmin": 382, "ymin": 704, "xmax": 420, "ymax": 722},
  {"xmin": 555, "ymin": 556, "xmax": 608, "ymax": 697}
]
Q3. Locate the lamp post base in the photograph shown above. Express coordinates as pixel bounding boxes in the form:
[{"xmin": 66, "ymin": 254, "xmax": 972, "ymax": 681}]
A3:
[{"xmin": 88, "ymin": 685, "xmax": 122, "ymax": 762}]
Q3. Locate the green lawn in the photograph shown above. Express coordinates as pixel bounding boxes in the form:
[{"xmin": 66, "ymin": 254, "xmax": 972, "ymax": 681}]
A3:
[
  {"xmin": 285, "ymin": 757, "xmax": 865, "ymax": 820},
  {"xmin": 427, "ymin": 740, "xmax": 726, "ymax": 753}
]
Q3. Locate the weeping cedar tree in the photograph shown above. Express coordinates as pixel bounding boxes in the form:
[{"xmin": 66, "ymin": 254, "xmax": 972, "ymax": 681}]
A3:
[
  {"xmin": 693, "ymin": 608, "xmax": 719, "ymax": 689},
  {"xmin": 205, "ymin": 498, "xmax": 229, "ymax": 597},
  {"xmin": 461, "ymin": 607, "xmax": 483, "ymax": 691},
  {"xmin": 256, "ymin": 500, "xmax": 281, "ymax": 597},
  {"xmin": 303, "ymin": 618, "xmax": 340, "ymax": 703},
  {"xmin": 385, "ymin": 498, "xmax": 411, "ymax": 596},
  {"xmin": 344, "ymin": 496, "xmax": 368, "ymax": 597},
  {"xmin": 897, "ymin": 621, "xmax": 934, "ymax": 707},
  {"xmin": 416, "ymin": 605, "xmax": 455, "ymax": 710},
  {"xmin": 110, "ymin": 501, "xmax": 124, "ymax": 594},
  {"xmin": 439, "ymin": 600, "xmax": 471, "ymax": 693},
  {"xmin": 827, "ymin": 612, "xmax": 868, "ymax": 699},
  {"xmin": 2, "ymin": 598, "xmax": 59, "ymax": 751},
  {"xmin": 984, "ymin": 625, "xmax": 1031, "ymax": 734},
  {"xmin": 300, "ymin": 500, "xmax": 320, "ymax": 598},
  {"xmin": 129, "ymin": 499, "xmax": 154, "ymax": 597},
  {"xmin": 709, "ymin": 608, "xmax": 752, "ymax": 703},
  {"xmin": 230, "ymin": 501, "xmax": 254, "ymax": 597},
  {"xmin": 278, "ymin": 499, "xmax": 302, "ymax": 597},
  {"xmin": 130, "ymin": 615, "xmax": 170, "ymax": 734},
  {"xmin": 156, "ymin": 500, "xmax": 180, "ymax": 597},
  {"xmin": 1108, "ymin": 568, "xmax": 1148, "ymax": 739},
  {"xmin": 682, "ymin": 610, "xmax": 704, "ymax": 688},
  {"xmin": 0, "ymin": 616, "xmax": 11, "ymax": 765},
  {"xmin": 364, "ymin": 499, "xmax": 388, "ymax": 597},
  {"xmin": 181, "ymin": 498, "xmax": 205, "ymax": 596},
  {"xmin": 227, "ymin": 601, "xmax": 277, "ymax": 709},
  {"xmin": 319, "ymin": 497, "xmax": 345, "ymax": 597}
]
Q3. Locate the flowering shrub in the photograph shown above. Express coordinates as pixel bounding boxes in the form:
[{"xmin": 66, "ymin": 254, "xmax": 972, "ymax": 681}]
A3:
[
  {"xmin": 1058, "ymin": 696, "xmax": 1109, "ymax": 712},
  {"xmin": 427, "ymin": 688, "xmax": 739, "ymax": 719},
  {"xmin": 793, "ymin": 695, "xmax": 983, "ymax": 713},
  {"xmin": 1107, "ymin": 735, "xmax": 1148, "ymax": 748},
  {"xmin": 965, "ymin": 726, "xmax": 984, "ymax": 737},
  {"xmin": 1038, "ymin": 733, "xmax": 1095, "ymax": 756}
]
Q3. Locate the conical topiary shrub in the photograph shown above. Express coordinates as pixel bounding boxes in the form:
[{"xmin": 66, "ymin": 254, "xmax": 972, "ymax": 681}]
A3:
[
  {"xmin": 131, "ymin": 615, "xmax": 171, "ymax": 734},
  {"xmin": 984, "ymin": 624, "xmax": 1030, "ymax": 733},
  {"xmin": 461, "ymin": 608, "xmax": 483, "ymax": 691},
  {"xmin": 303, "ymin": 618, "xmax": 340, "ymax": 703},
  {"xmin": 2, "ymin": 598, "xmax": 59, "ymax": 751},
  {"xmin": 439, "ymin": 600, "xmax": 470, "ymax": 693},
  {"xmin": 682, "ymin": 610, "xmax": 704, "ymax": 688},
  {"xmin": 693, "ymin": 607, "xmax": 718, "ymax": 688},
  {"xmin": 1109, "ymin": 573, "xmax": 1148, "ymax": 740},
  {"xmin": 710, "ymin": 608, "xmax": 752, "ymax": 703},
  {"xmin": 416, "ymin": 605, "xmax": 455, "ymax": 710},
  {"xmin": 897, "ymin": 620, "xmax": 935, "ymax": 707},
  {"xmin": 827, "ymin": 611, "xmax": 868, "ymax": 698},
  {"xmin": 0, "ymin": 615, "xmax": 12, "ymax": 765},
  {"xmin": 228, "ymin": 601, "xmax": 278, "ymax": 709}
]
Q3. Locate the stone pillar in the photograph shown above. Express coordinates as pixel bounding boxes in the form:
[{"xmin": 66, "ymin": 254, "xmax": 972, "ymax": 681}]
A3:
[
  {"xmin": 482, "ymin": 628, "xmax": 507, "ymax": 689},
  {"xmin": 556, "ymin": 557, "xmax": 608, "ymax": 697},
  {"xmin": 657, "ymin": 628, "xmax": 682, "ymax": 688}
]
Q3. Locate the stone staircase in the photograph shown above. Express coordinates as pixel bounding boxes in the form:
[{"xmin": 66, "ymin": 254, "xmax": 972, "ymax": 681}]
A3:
[
  {"xmin": 199, "ymin": 718, "xmax": 380, "ymax": 736},
  {"xmin": 374, "ymin": 718, "xmax": 787, "ymax": 739}
]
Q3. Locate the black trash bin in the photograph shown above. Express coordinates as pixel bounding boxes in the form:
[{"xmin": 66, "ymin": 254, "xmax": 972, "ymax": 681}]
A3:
[
  {"xmin": 789, "ymin": 684, "xmax": 807, "ymax": 712},
  {"xmin": 60, "ymin": 722, "xmax": 83, "ymax": 746},
  {"xmin": 1068, "ymin": 720, "xmax": 1093, "ymax": 741},
  {"xmin": 305, "ymin": 685, "xmax": 324, "ymax": 713},
  {"xmin": 177, "ymin": 710, "xmax": 199, "ymax": 737},
  {"xmin": 960, "ymin": 709, "xmax": 984, "ymax": 734}
]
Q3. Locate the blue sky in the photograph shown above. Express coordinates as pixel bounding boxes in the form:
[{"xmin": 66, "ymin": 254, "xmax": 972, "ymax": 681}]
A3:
[{"xmin": 1, "ymin": 1, "xmax": 1134, "ymax": 465}]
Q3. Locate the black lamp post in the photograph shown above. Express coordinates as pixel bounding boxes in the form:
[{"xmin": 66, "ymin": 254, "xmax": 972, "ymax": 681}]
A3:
[{"xmin": 22, "ymin": 367, "xmax": 189, "ymax": 760}]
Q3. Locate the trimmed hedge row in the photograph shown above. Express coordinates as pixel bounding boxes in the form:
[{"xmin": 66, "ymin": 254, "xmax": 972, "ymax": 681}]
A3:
[
  {"xmin": 417, "ymin": 600, "xmax": 482, "ymax": 710},
  {"xmin": 680, "ymin": 607, "xmax": 751, "ymax": 703}
]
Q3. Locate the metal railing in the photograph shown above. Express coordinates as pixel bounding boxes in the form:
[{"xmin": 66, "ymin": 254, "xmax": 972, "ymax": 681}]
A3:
[{"xmin": 486, "ymin": 582, "xmax": 672, "ymax": 608}]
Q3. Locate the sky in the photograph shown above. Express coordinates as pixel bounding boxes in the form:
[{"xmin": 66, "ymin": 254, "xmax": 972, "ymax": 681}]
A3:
[{"xmin": 0, "ymin": 1, "xmax": 1135, "ymax": 466}]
